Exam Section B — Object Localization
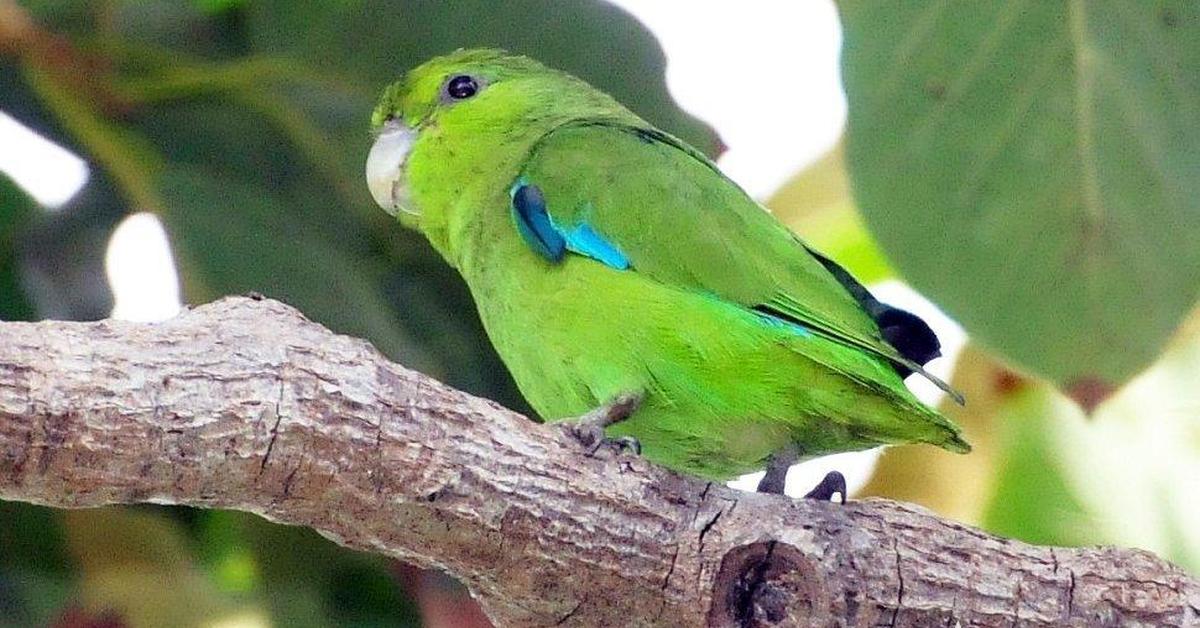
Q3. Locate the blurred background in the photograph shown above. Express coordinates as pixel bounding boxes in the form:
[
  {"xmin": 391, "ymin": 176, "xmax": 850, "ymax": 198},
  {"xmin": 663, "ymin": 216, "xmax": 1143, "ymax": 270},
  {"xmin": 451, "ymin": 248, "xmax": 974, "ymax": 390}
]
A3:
[{"xmin": 1, "ymin": 1, "xmax": 1198, "ymax": 626}]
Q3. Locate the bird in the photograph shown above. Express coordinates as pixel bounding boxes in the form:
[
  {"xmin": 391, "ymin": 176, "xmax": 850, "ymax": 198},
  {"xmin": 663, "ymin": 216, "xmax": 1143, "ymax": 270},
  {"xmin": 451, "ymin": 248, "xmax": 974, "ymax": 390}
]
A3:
[{"xmin": 365, "ymin": 49, "xmax": 968, "ymax": 497}]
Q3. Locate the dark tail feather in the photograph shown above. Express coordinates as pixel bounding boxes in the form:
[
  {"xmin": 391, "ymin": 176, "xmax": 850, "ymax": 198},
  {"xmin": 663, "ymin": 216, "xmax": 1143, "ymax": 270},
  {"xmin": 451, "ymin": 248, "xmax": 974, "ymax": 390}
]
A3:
[
  {"xmin": 865, "ymin": 304, "xmax": 941, "ymax": 376},
  {"xmin": 807, "ymin": 248, "xmax": 943, "ymax": 373}
]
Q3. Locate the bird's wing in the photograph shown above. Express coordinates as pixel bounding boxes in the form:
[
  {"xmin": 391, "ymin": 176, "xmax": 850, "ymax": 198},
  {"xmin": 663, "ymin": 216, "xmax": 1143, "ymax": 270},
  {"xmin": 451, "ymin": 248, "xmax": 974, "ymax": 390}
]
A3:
[{"xmin": 511, "ymin": 120, "xmax": 960, "ymax": 400}]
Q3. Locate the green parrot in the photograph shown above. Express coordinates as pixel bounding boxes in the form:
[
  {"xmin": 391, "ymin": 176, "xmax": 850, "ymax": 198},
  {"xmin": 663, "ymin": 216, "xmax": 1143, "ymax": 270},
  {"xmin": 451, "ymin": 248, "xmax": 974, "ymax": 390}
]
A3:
[{"xmin": 365, "ymin": 49, "xmax": 968, "ymax": 495}]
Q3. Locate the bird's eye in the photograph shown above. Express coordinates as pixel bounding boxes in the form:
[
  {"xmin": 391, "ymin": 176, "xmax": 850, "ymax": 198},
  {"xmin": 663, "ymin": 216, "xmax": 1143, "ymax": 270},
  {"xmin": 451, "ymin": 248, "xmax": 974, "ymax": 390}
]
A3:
[{"xmin": 446, "ymin": 75, "xmax": 479, "ymax": 100}]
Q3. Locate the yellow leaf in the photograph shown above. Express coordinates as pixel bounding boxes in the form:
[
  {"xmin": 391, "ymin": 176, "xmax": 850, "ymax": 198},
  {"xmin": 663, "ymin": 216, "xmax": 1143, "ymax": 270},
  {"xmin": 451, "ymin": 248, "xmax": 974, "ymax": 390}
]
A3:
[
  {"xmin": 766, "ymin": 139, "xmax": 893, "ymax": 284},
  {"xmin": 62, "ymin": 507, "xmax": 269, "ymax": 628}
]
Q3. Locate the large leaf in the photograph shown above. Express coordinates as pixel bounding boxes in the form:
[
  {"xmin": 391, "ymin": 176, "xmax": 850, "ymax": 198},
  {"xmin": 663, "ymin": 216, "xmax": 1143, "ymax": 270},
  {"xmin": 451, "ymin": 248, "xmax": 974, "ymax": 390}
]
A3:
[
  {"xmin": 243, "ymin": 0, "xmax": 719, "ymax": 155},
  {"xmin": 838, "ymin": 2, "xmax": 1200, "ymax": 396}
]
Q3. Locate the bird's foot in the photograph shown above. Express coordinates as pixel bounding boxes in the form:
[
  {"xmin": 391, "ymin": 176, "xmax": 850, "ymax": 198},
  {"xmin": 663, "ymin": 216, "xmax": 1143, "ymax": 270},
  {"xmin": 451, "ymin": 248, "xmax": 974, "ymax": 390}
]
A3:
[
  {"xmin": 559, "ymin": 391, "xmax": 644, "ymax": 456},
  {"xmin": 802, "ymin": 470, "xmax": 847, "ymax": 504}
]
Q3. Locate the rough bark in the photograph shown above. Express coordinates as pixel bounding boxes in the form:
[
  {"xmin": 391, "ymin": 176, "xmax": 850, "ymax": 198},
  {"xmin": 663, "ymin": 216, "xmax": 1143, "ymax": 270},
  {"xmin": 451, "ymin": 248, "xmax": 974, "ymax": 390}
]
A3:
[{"xmin": 0, "ymin": 297, "xmax": 1195, "ymax": 627}]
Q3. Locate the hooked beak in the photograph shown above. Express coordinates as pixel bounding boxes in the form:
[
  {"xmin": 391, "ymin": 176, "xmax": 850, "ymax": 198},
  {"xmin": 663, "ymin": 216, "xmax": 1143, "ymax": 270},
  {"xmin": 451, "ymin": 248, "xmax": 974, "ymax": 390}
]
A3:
[{"xmin": 366, "ymin": 119, "xmax": 418, "ymax": 217}]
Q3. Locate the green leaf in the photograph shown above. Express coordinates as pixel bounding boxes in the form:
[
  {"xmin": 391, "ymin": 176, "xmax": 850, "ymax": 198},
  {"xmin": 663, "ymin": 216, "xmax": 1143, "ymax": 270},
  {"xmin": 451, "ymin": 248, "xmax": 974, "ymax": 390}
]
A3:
[
  {"xmin": 243, "ymin": 0, "xmax": 720, "ymax": 155},
  {"xmin": 838, "ymin": 1, "xmax": 1200, "ymax": 394}
]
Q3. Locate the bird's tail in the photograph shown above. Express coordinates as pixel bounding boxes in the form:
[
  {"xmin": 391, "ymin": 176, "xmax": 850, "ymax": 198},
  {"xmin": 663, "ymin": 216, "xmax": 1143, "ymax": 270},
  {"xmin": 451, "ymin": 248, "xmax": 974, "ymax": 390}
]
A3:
[{"xmin": 842, "ymin": 389, "xmax": 971, "ymax": 455}]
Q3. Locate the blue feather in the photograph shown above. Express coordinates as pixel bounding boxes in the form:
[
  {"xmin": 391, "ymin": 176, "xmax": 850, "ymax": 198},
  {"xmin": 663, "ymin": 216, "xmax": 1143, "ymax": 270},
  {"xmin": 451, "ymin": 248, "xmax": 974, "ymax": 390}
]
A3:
[
  {"xmin": 510, "ymin": 181, "xmax": 630, "ymax": 270},
  {"xmin": 563, "ymin": 223, "xmax": 630, "ymax": 270}
]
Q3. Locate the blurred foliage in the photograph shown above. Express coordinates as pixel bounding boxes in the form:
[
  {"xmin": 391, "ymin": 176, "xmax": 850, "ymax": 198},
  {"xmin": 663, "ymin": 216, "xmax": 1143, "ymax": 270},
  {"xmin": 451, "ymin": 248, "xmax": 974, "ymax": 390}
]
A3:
[
  {"xmin": 771, "ymin": 104, "xmax": 1198, "ymax": 577},
  {"xmin": 977, "ymin": 306, "xmax": 1200, "ymax": 575},
  {"xmin": 1, "ymin": 0, "xmax": 1199, "ymax": 626},
  {"xmin": 1038, "ymin": 309, "xmax": 1200, "ymax": 572},
  {"xmin": 838, "ymin": 1, "xmax": 1200, "ymax": 401},
  {"xmin": 60, "ymin": 508, "xmax": 260, "ymax": 627},
  {"xmin": 981, "ymin": 386, "xmax": 1099, "ymax": 547},
  {"xmin": 0, "ymin": 500, "xmax": 71, "ymax": 627},
  {"xmin": 0, "ymin": 506, "xmax": 418, "ymax": 627}
]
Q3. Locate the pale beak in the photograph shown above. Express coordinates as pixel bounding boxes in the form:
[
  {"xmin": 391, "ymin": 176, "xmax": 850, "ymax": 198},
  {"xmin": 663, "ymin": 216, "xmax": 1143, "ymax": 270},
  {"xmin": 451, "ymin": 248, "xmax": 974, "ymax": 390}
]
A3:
[{"xmin": 366, "ymin": 119, "xmax": 418, "ymax": 217}]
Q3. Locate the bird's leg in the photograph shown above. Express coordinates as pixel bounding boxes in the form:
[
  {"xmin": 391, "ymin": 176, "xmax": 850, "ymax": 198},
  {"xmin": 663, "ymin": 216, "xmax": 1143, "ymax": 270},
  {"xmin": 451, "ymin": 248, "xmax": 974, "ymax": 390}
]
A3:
[
  {"xmin": 756, "ymin": 446, "xmax": 848, "ymax": 503},
  {"xmin": 756, "ymin": 445, "xmax": 800, "ymax": 494},
  {"xmin": 559, "ymin": 391, "xmax": 644, "ymax": 455}
]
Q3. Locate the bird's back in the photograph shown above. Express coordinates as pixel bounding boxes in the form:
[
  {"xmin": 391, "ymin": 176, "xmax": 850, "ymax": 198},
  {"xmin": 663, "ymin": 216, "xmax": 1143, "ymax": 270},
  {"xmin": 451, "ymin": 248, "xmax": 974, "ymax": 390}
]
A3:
[{"xmin": 445, "ymin": 120, "xmax": 967, "ymax": 479}]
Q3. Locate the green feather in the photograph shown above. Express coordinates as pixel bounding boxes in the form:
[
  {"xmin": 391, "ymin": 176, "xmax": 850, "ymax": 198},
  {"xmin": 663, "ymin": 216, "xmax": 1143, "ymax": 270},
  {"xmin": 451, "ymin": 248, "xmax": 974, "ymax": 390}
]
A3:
[{"xmin": 520, "ymin": 121, "xmax": 963, "ymax": 404}]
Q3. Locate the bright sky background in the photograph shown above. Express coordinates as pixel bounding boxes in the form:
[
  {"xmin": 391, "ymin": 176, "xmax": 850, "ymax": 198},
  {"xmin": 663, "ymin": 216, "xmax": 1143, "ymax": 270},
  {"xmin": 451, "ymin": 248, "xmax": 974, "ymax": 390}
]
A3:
[
  {"xmin": 0, "ymin": 0, "xmax": 966, "ymax": 498},
  {"xmin": 0, "ymin": 112, "xmax": 89, "ymax": 207},
  {"xmin": 611, "ymin": 0, "xmax": 846, "ymax": 198}
]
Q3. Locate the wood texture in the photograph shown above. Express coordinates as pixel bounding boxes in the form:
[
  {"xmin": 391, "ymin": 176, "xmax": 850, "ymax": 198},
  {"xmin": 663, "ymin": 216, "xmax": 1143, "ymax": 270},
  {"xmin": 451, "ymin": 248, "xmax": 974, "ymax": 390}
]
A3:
[{"xmin": 0, "ymin": 297, "xmax": 1196, "ymax": 627}]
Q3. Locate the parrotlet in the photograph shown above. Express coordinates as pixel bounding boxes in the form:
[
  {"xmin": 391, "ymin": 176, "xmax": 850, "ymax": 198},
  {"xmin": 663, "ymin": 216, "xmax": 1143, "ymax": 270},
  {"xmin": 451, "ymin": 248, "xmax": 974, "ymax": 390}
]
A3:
[{"xmin": 365, "ymin": 49, "xmax": 968, "ymax": 494}]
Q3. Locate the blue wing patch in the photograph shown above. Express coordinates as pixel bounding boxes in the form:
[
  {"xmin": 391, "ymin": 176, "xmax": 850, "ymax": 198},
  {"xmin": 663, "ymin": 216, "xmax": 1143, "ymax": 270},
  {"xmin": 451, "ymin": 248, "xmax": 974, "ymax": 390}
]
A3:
[{"xmin": 509, "ymin": 180, "xmax": 630, "ymax": 270}]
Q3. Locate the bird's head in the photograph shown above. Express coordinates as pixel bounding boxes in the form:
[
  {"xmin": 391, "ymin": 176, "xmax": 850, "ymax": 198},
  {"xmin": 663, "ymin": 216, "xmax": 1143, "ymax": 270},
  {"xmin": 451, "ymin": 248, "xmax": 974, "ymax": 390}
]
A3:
[{"xmin": 365, "ymin": 49, "xmax": 626, "ymax": 231}]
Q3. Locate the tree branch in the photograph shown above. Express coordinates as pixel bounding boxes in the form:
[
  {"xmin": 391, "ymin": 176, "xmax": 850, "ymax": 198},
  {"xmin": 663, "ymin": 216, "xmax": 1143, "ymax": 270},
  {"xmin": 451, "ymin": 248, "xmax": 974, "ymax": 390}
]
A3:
[{"xmin": 0, "ymin": 297, "xmax": 1195, "ymax": 627}]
